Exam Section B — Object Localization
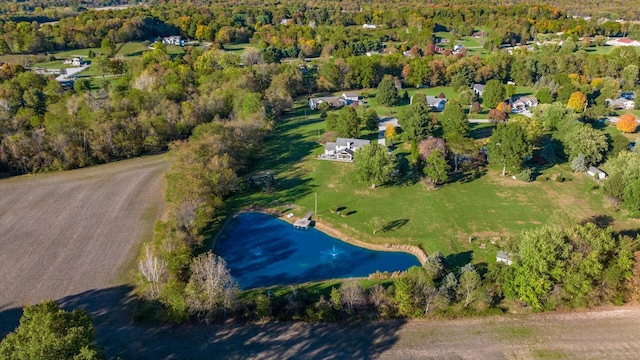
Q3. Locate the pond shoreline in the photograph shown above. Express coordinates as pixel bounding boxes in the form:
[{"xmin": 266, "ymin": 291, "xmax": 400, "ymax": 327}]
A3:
[{"xmin": 213, "ymin": 207, "xmax": 428, "ymax": 265}]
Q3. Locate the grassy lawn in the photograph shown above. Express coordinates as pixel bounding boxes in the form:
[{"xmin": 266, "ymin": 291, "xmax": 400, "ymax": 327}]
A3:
[
  {"xmin": 224, "ymin": 42, "xmax": 257, "ymax": 54},
  {"xmin": 117, "ymin": 41, "xmax": 151, "ymax": 57},
  {"xmin": 229, "ymin": 100, "xmax": 638, "ymax": 267}
]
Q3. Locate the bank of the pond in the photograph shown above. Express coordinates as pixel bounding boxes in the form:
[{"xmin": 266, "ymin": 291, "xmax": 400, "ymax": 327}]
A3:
[
  {"xmin": 213, "ymin": 207, "xmax": 428, "ymax": 265},
  {"xmin": 214, "ymin": 211, "xmax": 423, "ymax": 289}
]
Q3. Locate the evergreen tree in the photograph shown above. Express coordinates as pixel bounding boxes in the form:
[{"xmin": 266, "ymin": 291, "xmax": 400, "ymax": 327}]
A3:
[{"xmin": 376, "ymin": 75, "xmax": 399, "ymax": 106}]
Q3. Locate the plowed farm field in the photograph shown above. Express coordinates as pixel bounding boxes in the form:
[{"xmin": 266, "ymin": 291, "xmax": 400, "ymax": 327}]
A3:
[{"xmin": 0, "ymin": 155, "xmax": 168, "ymax": 310}]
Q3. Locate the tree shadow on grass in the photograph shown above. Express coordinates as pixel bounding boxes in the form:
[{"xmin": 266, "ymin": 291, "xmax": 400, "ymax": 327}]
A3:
[
  {"xmin": 449, "ymin": 167, "xmax": 487, "ymax": 184},
  {"xmin": 580, "ymin": 214, "xmax": 614, "ymax": 229},
  {"xmin": 0, "ymin": 285, "xmax": 407, "ymax": 359},
  {"xmin": 445, "ymin": 251, "xmax": 473, "ymax": 272},
  {"xmin": 382, "ymin": 219, "xmax": 409, "ymax": 232}
]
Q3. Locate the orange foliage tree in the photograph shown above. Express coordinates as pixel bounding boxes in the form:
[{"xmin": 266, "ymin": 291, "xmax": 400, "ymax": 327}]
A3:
[{"xmin": 617, "ymin": 113, "xmax": 638, "ymax": 133}]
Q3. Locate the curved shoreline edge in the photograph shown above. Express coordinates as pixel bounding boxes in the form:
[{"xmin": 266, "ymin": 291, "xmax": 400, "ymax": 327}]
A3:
[{"xmin": 212, "ymin": 208, "xmax": 428, "ymax": 266}]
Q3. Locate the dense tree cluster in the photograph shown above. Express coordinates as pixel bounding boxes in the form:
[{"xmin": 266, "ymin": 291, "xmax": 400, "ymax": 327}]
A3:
[
  {"xmin": 0, "ymin": 300, "xmax": 105, "ymax": 359},
  {"xmin": 505, "ymin": 223, "xmax": 636, "ymax": 311},
  {"xmin": 0, "ymin": 44, "xmax": 306, "ymax": 174}
]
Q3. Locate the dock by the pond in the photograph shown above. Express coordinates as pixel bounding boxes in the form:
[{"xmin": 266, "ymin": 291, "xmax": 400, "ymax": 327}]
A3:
[{"xmin": 293, "ymin": 211, "xmax": 314, "ymax": 229}]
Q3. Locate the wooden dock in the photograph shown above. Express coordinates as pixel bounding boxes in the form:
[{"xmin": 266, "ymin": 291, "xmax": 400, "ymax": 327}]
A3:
[{"xmin": 293, "ymin": 211, "xmax": 314, "ymax": 229}]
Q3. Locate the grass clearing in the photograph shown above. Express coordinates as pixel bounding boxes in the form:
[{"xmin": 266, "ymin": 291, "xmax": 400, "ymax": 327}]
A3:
[{"xmin": 230, "ymin": 100, "xmax": 638, "ymax": 266}]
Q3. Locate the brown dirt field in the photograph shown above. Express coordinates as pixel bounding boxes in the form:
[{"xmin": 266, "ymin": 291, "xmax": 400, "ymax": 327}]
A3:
[
  {"xmin": 88, "ymin": 302, "xmax": 640, "ymax": 359},
  {"xmin": 0, "ymin": 155, "xmax": 169, "ymax": 310}
]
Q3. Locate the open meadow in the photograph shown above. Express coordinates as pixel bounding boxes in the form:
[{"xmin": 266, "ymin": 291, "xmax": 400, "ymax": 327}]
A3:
[
  {"xmin": 231, "ymin": 101, "xmax": 640, "ymax": 266},
  {"xmin": 0, "ymin": 155, "xmax": 168, "ymax": 314}
]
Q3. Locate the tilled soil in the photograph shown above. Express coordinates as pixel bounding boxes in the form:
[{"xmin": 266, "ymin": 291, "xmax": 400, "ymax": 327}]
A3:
[{"xmin": 0, "ymin": 155, "xmax": 168, "ymax": 311}]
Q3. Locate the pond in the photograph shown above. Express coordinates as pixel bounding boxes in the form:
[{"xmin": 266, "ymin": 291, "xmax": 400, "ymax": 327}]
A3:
[{"xmin": 214, "ymin": 212, "xmax": 421, "ymax": 289}]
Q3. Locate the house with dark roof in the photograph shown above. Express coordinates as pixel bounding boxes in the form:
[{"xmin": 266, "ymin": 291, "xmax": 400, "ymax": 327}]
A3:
[{"xmin": 320, "ymin": 137, "xmax": 371, "ymax": 162}]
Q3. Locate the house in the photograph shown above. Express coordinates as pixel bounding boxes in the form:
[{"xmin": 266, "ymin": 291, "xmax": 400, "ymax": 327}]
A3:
[
  {"xmin": 162, "ymin": 36, "xmax": 185, "ymax": 46},
  {"xmin": 321, "ymin": 138, "xmax": 371, "ymax": 162},
  {"xmin": 309, "ymin": 96, "xmax": 346, "ymax": 110},
  {"xmin": 587, "ymin": 166, "xmax": 607, "ymax": 179},
  {"xmin": 607, "ymin": 38, "xmax": 640, "ymax": 47},
  {"xmin": 363, "ymin": 24, "xmax": 377, "ymax": 29},
  {"xmin": 496, "ymin": 251, "xmax": 513, "ymax": 266},
  {"xmin": 309, "ymin": 92, "xmax": 359, "ymax": 110},
  {"xmin": 453, "ymin": 44, "xmax": 464, "ymax": 54},
  {"xmin": 605, "ymin": 97, "xmax": 635, "ymax": 110},
  {"xmin": 472, "ymin": 83, "xmax": 485, "ymax": 97},
  {"xmin": 425, "ymin": 96, "xmax": 447, "ymax": 111},
  {"xmin": 280, "ymin": 18, "xmax": 295, "ymax": 26},
  {"xmin": 342, "ymin": 92, "xmax": 359, "ymax": 103},
  {"xmin": 63, "ymin": 57, "xmax": 87, "ymax": 67},
  {"xmin": 510, "ymin": 96, "xmax": 539, "ymax": 111}
]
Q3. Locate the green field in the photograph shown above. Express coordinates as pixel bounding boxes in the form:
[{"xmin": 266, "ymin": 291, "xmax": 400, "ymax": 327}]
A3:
[{"xmin": 230, "ymin": 100, "xmax": 637, "ymax": 266}]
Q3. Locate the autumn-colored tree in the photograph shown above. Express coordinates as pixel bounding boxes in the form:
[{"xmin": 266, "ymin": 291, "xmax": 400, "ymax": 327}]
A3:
[
  {"xmin": 488, "ymin": 109, "xmax": 507, "ymax": 123},
  {"xmin": 385, "ymin": 123, "xmax": 396, "ymax": 139},
  {"xmin": 567, "ymin": 91, "xmax": 587, "ymax": 113},
  {"xmin": 617, "ymin": 113, "xmax": 638, "ymax": 133},
  {"xmin": 496, "ymin": 101, "xmax": 511, "ymax": 113}
]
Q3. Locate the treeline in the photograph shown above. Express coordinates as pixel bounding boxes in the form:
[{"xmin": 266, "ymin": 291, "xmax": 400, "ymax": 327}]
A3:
[
  {"xmin": 2, "ymin": 2, "xmax": 639, "ymax": 56},
  {"xmin": 0, "ymin": 44, "xmax": 309, "ymax": 173}
]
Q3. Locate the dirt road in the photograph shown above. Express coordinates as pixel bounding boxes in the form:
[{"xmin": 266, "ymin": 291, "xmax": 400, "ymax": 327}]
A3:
[
  {"xmin": 90, "ymin": 303, "xmax": 640, "ymax": 359},
  {"xmin": 0, "ymin": 155, "xmax": 168, "ymax": 310}
]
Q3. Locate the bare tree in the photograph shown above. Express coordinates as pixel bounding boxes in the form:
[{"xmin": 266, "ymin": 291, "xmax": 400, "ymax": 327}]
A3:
[
  {"xmin": 367, "ymin": 284, "xmax": 387, "ymax": 307},
  {"xmin": 340, "ymin": 279, "xmax": 365, "ymax": 312},
  {"xmin": 242, "ymin": 47, "xmax": 264, "ymax": 66},
  {"xmin": 185, "ymin": 251, "xmax": 238, "ymax": 322},
  {"xmin": 138, "ymin": 244, "xmax": 167, "ymax": 300}
]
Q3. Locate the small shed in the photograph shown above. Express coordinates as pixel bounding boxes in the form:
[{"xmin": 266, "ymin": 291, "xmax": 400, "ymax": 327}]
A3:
[
  {"xmin": 587, "ymin": 166, "xmax": 607, "ymax": 179},
  {"xmin": 496, "ymin": 251, "xmax": 513, "ymax": 266}
]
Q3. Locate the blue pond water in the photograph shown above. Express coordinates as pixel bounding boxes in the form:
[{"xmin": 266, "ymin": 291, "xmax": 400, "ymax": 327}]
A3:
[{"xmin": 215, "ymin": 212, "xmax": 421, "ymax": 289}]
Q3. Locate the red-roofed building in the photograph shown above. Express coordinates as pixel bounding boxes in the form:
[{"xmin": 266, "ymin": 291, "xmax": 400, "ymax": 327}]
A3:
[{"xmin": 607, "ymin": 38, "xmax": 640, "ymax": 46}]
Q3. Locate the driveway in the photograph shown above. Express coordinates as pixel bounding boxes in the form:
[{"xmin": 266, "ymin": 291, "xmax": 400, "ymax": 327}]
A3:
[{"xmin": 378, "ymin": 117, "xmax": 399, "ymax": 145}]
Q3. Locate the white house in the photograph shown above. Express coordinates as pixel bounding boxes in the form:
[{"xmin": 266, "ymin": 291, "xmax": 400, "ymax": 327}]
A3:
[
  {"xmin": 162, "ymin": 36, "xmax": 185, "ymax": 46},
  {"xmin": 472, "ymin": 83, "xmax": 485, "ymax": 97},
  {"xmin": 605, "ymin": 97, "xmax": 635, "ymax": 110},
  {"xmin": 309, "ymin": 92, "xmax": 359, "ymax": 110},
  {"xmin": 606, "ymin": 38, "xmax": 640, "ymax": 47},
  {"xmin": 510, "ymin": 96, "xmax": 539, "ymax": 111},
  {"xmin": 425, "ymin": 95, "xmax": 447, "ymax": 111},
  {"xmin": 63, "ymin": 57, "xmax": 87, "ymax": 67},
  {"xmin": 496, "ymin": 251, "xmax": 513, "ymax": 266},
  {"xmin": 342, "ymin": 92, "xmax": 359, "ymax": 103},
  {"xmin": 363, "ymin": 24, "xmax": 377, "ymax": 29},
  {"xmin": 587, "ymin": 166, "xmax": 607, "ymax": 179},
  {"xmin": 321, "ymin": 138, "xmax": 371, "ymax": 162},
  {"xmin": 309, "ymin": 96, "xmax": 346, "ymax": 110}
]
